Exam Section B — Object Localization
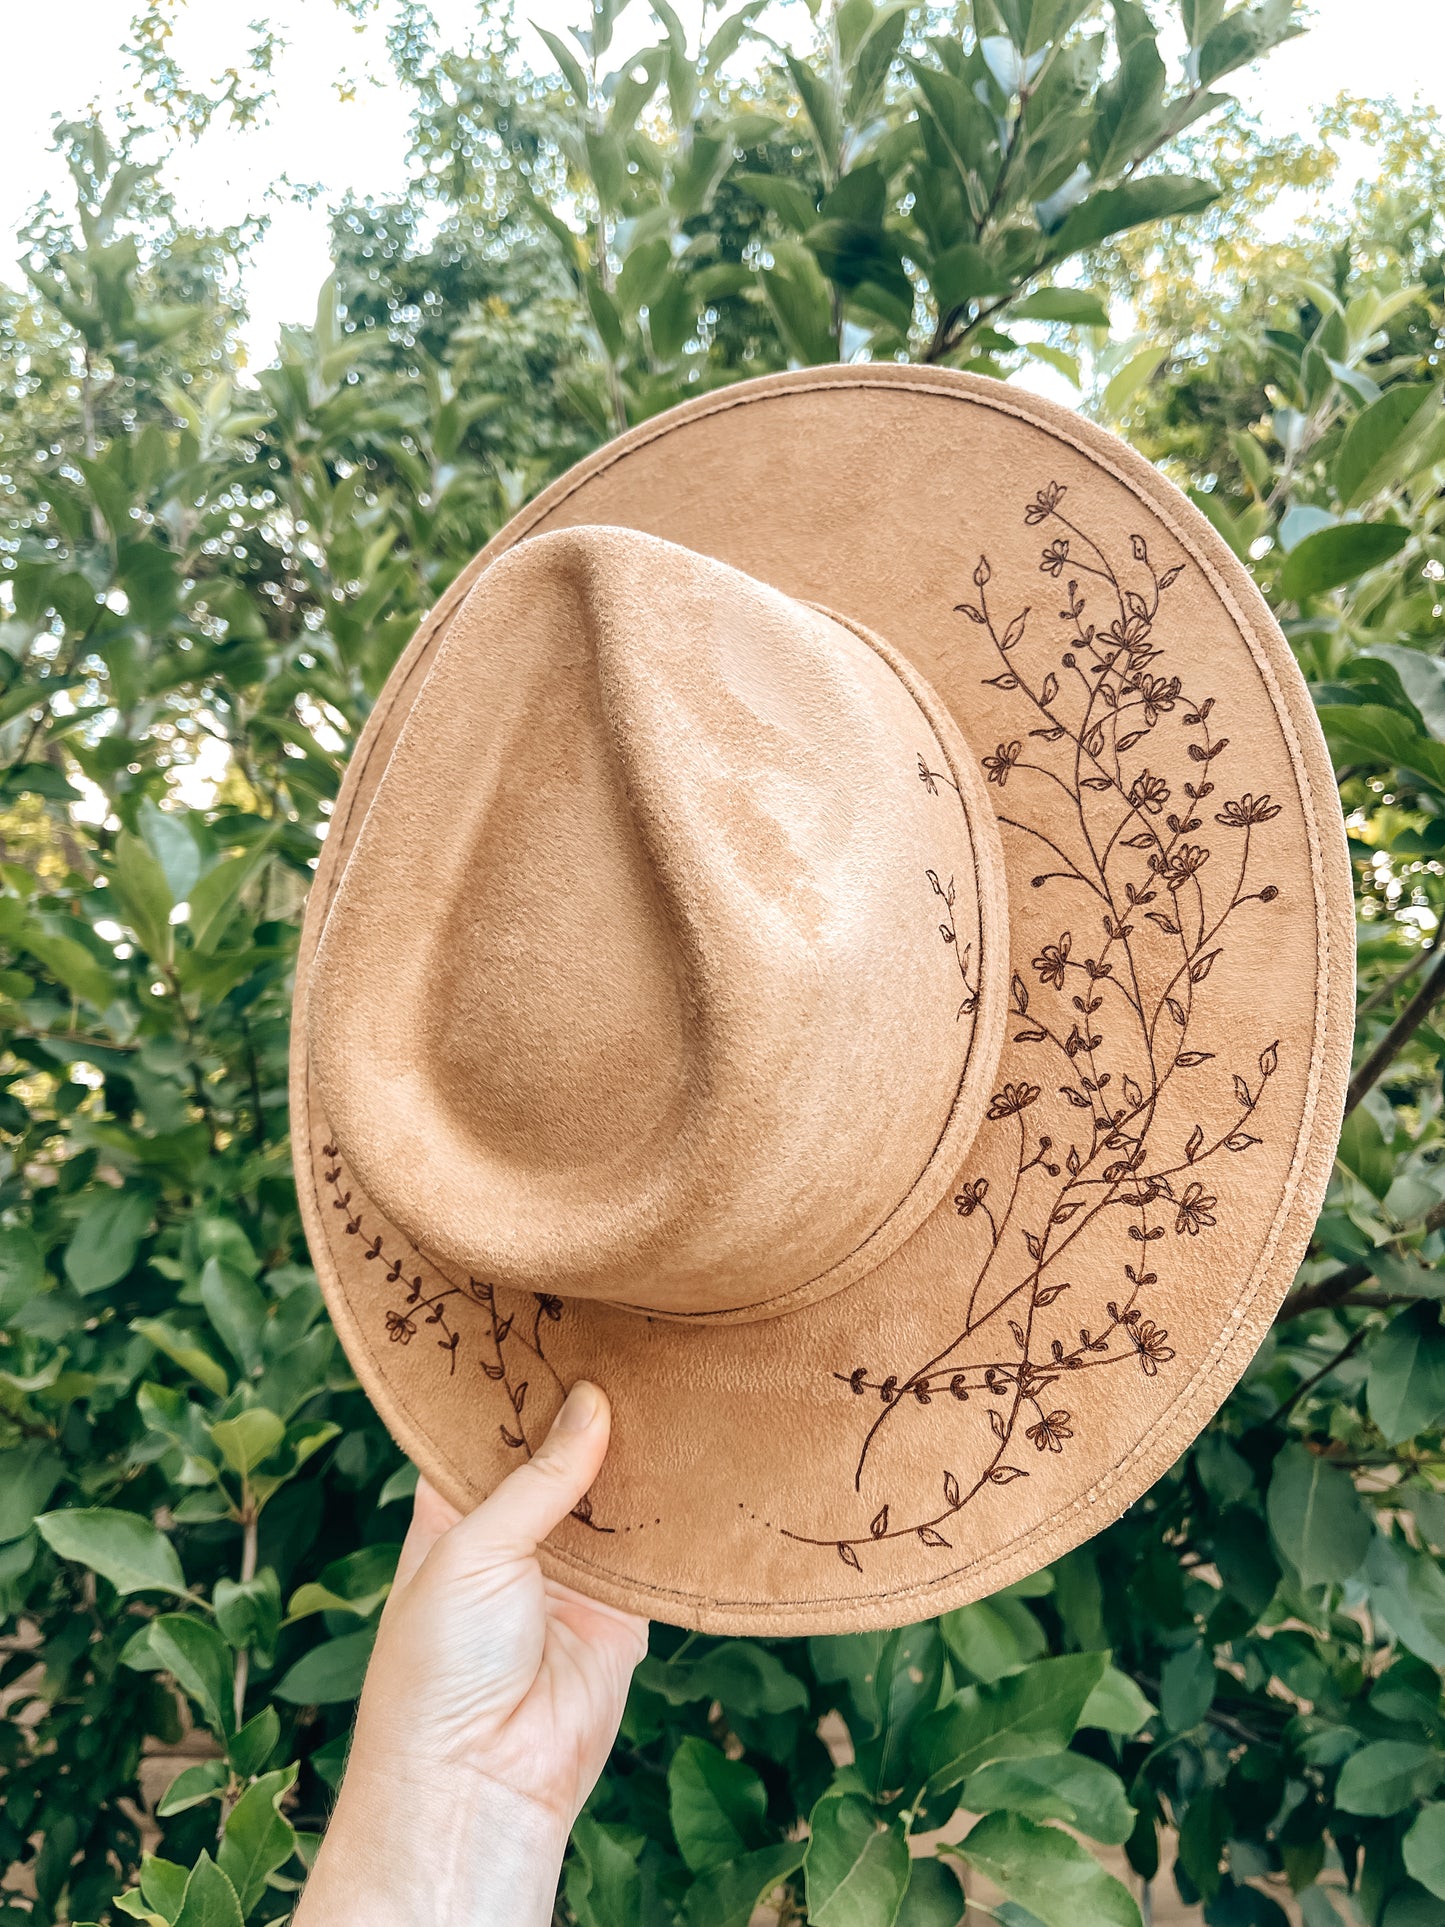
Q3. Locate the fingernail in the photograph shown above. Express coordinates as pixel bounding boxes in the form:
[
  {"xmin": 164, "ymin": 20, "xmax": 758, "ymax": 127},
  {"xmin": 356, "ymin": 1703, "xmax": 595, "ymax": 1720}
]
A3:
[{"xmin": 557, "ymin": 1381, "xmax": 602, "ymax": 1435}]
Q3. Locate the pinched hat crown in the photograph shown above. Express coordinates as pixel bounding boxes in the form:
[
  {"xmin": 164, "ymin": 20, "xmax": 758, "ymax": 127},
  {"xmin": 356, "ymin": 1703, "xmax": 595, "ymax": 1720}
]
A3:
[{"xmin": 308, "ymin": 525, "xmax": 1009, "ymax": 1320}]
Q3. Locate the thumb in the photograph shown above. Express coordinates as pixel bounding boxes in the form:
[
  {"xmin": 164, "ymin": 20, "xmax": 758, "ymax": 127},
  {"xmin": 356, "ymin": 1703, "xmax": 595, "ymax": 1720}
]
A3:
[{"xmin": 455, "ymin": 1380, "xmax": 612, "ymax": 1559}]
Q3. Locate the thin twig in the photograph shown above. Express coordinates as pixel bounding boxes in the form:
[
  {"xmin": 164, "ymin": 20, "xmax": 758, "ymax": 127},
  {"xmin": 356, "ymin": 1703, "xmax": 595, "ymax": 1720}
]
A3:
[{"xmin": 1346, "ymin": 944, "xmax": 1445, "ymax": 1116}]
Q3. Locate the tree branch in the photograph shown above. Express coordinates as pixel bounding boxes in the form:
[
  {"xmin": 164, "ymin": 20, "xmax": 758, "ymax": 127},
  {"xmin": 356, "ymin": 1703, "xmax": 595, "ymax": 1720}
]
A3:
[{"xmin": 1346, "ymin": 943, "xmax": 1445, "ymax": 1117}]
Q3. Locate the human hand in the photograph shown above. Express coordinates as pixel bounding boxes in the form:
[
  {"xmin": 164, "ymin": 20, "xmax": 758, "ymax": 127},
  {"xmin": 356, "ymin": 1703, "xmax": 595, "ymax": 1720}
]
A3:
[{"xmin": 295, "ymin": 1382, "xmax": 649, "ymax": 1927}]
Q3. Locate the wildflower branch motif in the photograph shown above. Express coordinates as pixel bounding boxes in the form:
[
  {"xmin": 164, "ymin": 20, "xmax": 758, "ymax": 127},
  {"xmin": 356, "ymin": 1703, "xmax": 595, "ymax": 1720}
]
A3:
[
  {"xmin": 781, "ymin": 484, "xmax": 1285, "ymax": 1571},
  {"xmin": 928, "ymin": 867, "xmax": 982, "ymax": 1017},
  {"xmin": 319, "ymin": 1145, "xmax": 610, "ymax": 1532}
]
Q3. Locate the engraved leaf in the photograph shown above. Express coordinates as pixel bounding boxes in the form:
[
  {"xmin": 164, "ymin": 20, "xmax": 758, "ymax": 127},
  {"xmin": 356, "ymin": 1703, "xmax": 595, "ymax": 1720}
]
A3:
[
  {"xmin": 500, "ymin": 1427, "xmax": 525, "ymax": 1449},
  {"xmin": 870, "ymin": 1506, "xmax": 890, "ymax": 1539},
  {"xmin": 1190, "ymin": 949, "xmax": 1221, "ymax": 983},
  {"xmin": 956, "ymin": 601, "xmax": 986, "ymax": 623},
  {"xmin": 1035, "ymin": 1281, "xmax": 1071, "ymax": 1307},
  {"xmin": 1165, "ymin": 997, "xmax": 1188, "ymax": 1026},
  {"xmin": 943, "ymin": 1470, "xmax": 961, "ymax": 1508},
  {"xmin": 838, "ymin": 1542, "xmax": 862, "ymax": 1571},
  {"xmin": 990, "ymin": 1466, "xmax": 1028, "ymax": 1484},
  {"xmin": 1009, "ymin": 1320, "xmax": 1027, "ymax": 1349},
  {"xmin": 482, "ymin": 1361, "xmax": 506, "ymax": 1381},
  {"xmin": 989, "ymin": 1409, "xmax": 1007, "ymax": 1442},
  {"xmin": 1225, "ymin": 1130, "xmax": 1262, "ymax": 1151},
  {"xmin": 1146, "ymin": 911, "xmax": 1180, "ymax": 934},
  {"xmin": 1024, "ymin": 1231, "xmax": 1044, "ymax": 1261},
  {"xmin": 1184, "ymin": 1125, "xmax": 1204, "ymax": 1164},
  {"xmin": 1260, "ymin": 1041, "xmax": 1279, "ymax": 1076},
  {"xmin": 1233, "ymin": 1075, "xmax": 1252, "ymax": 1108},
  {"xmin": 1001, "ymin": 609, "xmax": 1029, "ymax": 650},
  {"xmin": 983, "ymin": 671, "xmax": 1018, "ymax": 687},
  {"xmin": 513, "ymin": 1381, "xmax": 528, "ymax": 1414},
  {"xmin": 918, "ymin": 1526, "xmax": 951, "ymax": 1547},
  {"xmin": 1012, "ymin": 973, "xmax": 1030, "ymax": 1014},
  {"xmin": 1175, "ymin": 1051, "xmax": 1215, "ymax": 1068},
  {"xmin": 1051, "ymin": 1201, "xmax": 1083, "ymax": 1223},
  {"xmin": 1040, "ymin": 673, "xmax": 1059, "ymax": 705}
]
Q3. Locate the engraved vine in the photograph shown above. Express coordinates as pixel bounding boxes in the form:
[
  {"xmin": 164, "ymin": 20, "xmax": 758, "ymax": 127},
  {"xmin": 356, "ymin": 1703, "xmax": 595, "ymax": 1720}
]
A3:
[
  {"xmin": 782, "ymin": 482, "xmax": 1285, "ymax": 1570},
  {"xmin": 319, "ymin": 1145, "xmax": 610, "ymax": 1531}
]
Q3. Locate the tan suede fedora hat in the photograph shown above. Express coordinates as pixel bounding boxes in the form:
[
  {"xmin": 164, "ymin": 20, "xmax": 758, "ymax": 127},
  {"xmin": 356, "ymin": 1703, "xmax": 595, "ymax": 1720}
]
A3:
[{"xmin": 291, "ymin": 365, "xmax": 1352, "ymax": 1635}]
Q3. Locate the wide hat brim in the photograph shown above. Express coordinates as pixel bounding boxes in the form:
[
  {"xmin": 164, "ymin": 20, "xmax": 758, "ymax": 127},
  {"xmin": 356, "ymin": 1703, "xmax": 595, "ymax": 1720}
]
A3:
[{"xmin": 291, "ymin": 366, "xmax": 1352, "ymax": 1634}]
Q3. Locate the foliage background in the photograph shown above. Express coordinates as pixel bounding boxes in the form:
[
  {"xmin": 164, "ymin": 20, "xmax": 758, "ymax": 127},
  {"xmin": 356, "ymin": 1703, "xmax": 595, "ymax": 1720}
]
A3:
[{"xmin": 3, "ymin": 1, "xmax": 1445, "ymax": 1923}]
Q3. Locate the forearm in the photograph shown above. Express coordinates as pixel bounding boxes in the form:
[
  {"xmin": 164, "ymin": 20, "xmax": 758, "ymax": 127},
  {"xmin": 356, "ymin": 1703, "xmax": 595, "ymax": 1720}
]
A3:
[{"xmin": 295, "ymin": 1753, "xmax": 569, "ymax": 1927}]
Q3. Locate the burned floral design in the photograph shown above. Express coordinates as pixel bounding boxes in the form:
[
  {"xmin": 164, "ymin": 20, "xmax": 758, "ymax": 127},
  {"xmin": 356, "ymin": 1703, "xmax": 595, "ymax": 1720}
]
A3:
[
  {"xmin": 783, "ymin": 481, "xmax": 1286, "ymax": 1571},
  {"xmin": 319, "ymin": 1145, "xmax": 612, "ymax": 1532}
]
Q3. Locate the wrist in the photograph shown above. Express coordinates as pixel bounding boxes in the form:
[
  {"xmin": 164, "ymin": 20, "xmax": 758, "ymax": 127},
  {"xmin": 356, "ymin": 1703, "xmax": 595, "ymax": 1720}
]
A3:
[{"xmin": 298, "ymin": 1750, "xmax": 570, "ymax": 1927}]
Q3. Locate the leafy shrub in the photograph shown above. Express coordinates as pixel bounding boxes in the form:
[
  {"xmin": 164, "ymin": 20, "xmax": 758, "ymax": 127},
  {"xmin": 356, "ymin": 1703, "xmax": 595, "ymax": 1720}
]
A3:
[{"xmin": 5, "ymin": 5, "xmax": 1445, "ymax": 1923}]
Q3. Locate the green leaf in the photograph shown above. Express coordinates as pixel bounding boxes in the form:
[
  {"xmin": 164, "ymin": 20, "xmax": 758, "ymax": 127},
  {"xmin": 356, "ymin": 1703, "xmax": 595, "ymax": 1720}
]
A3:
[
  {"xmin": 916, "ymin": 1652, "xmax": 1110, "ymax": 1795},
  {"xmin": 1102, "ymin": 341, "xmax": 1169, "ymax": 419},
  {"xmin": 209, "ymin": 1408, "xmax": 285, "ymax": 1477},
  {"xmin": 961, "ymin": 1752, "xmax": 1137, "ymax": 1845},
  {"xmin": 637, "ymin": 1639, "xmax": 808, "ymax": 1717},
  {"xmin": 112, "ymin": 828, "xmax": 174, "ymax": 961},
  {"xmin": 1051, "ymin": 175, "xmax": 1217, "ymax": 254},
  {"xmin": 285, "ymin": 1543, "xmax": 399, "ymax": 1622},
  {"xmin": 1010, "ymin": 287, "xmax": 1111, "ymax": 326},
  {"xmin": 955, "ymin": 1812, "xmax": 1142, "ymax": 1927},
  {"xmin": 668, "ymin": 1735, "xmax": 769, "ymax": 1873},
  {"xmin": 0, "ymin": 1225, "xmax": 45, "ymax": 1320},
  {"xmin": 535, "ymin": 24, "xmax": 591, "ymax": 102},
  {"xmin": 274, "ymin": 1625, "xmax": 376, "ymax": 1704},
  {"xmin": 1404, "ymin": 1802, "xmax": 1445, "ymax": 1900},
  {"xmin": 140, "ymin": 1853, "xmax": 191, "ymax": 1924},
  {"xmin": 172, "ymin": 1853, "xmax": 244, "ymax": 1927},
  {"xmin": 200, "ymin": 1258, "xmax": 268, "ymax": 1374},
  {"xmin": 137, "ymin": 798, "xmax": 203, "ymax": 903},
  {"xmin": 804, "ymin": 1792, "xmax": 910, "ymax": 1927},
  {"xmin": 760, "ymin": 243, "xmax": 838, "ymax": 366},
  {"xmin": 187, "ymin": 841, "xmax": 273, "ymax": 954},
  {"xmin": 1365, "ymin": 1532, "xmax": 1445, "ymax": 1669},
  {"xmin": 214, "ymin": 1568, "xmax": 282, "ymax": 1656},
  {"xmin": 0, "ymin": 1440, "xmax": 64, "ymax": 1543},
  {"xmin": 148, "ymin": 1614, "xmax": 237, "ymax": 1740},
  {"xmin": 1316, "ymin": 703, "xmax": 1445, "ymax": 795},
  {"xmin": 157, "ymin": 1759, "xmax": 228, "ymax": 1817},
  {"xmin": 1279, "ymin": 521, "xmax": 1410, "ymax": 600},
  {"xmin": 939, "ymin": 1596, "xmax": 1046, "ymax": 1683},
  {"xmin": 132, "ymin": 1317, "xmax": 231, "ymax": 1397},
  {"xmin": 217, "ymin": 1764, "xmax": 299, "ymax": 1916},
  {"xmin": 1079, "ymin": 1666, "xmax": 1155, "ymax": 1735},
  {"xmin": 894, "ymin": 1859, "xmax": 966, "ymax": 1927},
  {"xmin": 64, "ymin": 1186, "xmax": 154, "ymax": 1293},
  {"xmin": 681, "ymin": 1842, "xmax": 808, "ymax": 1927},
  {"xmin": 1337, "ymin": 1104, "xmax": 1396, "ymax": 1200},
  {"xmin": 36, "ymin": 1505, "xmax": 187, "ymax": 1598},
  {"xmin": 1336, "ymin": 1740, "xmax": 1442, "ymax": 1816},
  {"xmin": 736, "ymin": 172, "xmax": 816, "ymax": 232},
  {"xmin": 1368, "ymin": 1305, "xmax": 1445, "ymax": 1446},
  {"xmin": 566, "ymin": 1816, "xmax": 643, "ymax": 1927},
  {"xmin": 1334, "ymin": 385, "xmax": 1437, "ymax": 508},
  {"xmin": 227, "ymin": 1704, "xmax": 281, "ymax": 1780},
  {"xmin": 786, "ymin": 52, "xmax": 842, "ymax": 176},
  {"xmin": 929, "ymin": 242, "xmax": 1011, "ymax": 315},
  {"xmin": 1362, "ymin": 644, "xmax": 1445, "ymax": 743},
  {"xmin": 1159, "ymin": 1641, "xmax": 1215, "ymax": 1734},
  {"xmin": 1266, "ymin": 1443, "xmax": 1371, "ymax": 1589}
]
